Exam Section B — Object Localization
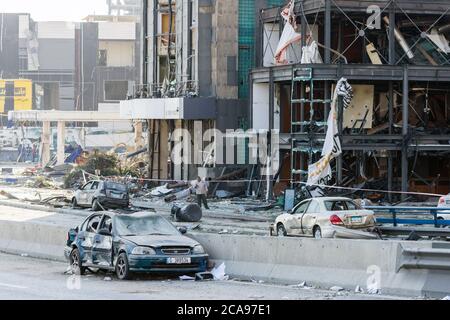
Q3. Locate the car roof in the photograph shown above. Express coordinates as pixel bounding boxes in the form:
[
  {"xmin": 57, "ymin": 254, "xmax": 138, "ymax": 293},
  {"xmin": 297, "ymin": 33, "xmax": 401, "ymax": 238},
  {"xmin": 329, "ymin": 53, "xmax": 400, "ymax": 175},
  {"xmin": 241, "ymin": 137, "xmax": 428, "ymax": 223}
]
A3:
[
  {"xmin": 87, "ymin": 211, "xmax": 158, "ymax": 218},
  {"xmin": 305, "ymin": 197, "xmax": 353, "ymax": 202}
]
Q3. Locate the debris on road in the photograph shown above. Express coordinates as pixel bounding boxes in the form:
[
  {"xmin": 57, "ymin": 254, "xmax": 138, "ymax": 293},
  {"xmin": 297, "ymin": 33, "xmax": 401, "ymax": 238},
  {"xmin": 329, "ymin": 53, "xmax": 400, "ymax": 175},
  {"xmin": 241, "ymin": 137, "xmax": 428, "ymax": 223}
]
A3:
[
  {"xmin": 330, "ymin": 286, "xmax": 344, "ymax": 292},
  {"xmin": 172, "ymin": 204, "xmax": 202, "ymax": 222},
  {"xmin": 195, "ymin": 272, "xmax": 215, "ymax": 281},
  {"xmin": 355, "ymin": 285, "xmax": 364, "ymax": 293},
  {"xmin": 211, "ymin": 263, "xmax": 228, "ymax": 281}
]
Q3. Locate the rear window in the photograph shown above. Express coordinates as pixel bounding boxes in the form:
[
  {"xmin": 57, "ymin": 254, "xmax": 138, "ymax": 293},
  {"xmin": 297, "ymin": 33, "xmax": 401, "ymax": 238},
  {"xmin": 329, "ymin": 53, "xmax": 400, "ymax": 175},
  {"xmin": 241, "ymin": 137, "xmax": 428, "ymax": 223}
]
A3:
[
  {"xmin": 325, "ymin": 200, "xmax": 360, "ymax": 211},
  {"xmin": 105, "ymin": 182, "xmax": 127, "ymax": 192}
]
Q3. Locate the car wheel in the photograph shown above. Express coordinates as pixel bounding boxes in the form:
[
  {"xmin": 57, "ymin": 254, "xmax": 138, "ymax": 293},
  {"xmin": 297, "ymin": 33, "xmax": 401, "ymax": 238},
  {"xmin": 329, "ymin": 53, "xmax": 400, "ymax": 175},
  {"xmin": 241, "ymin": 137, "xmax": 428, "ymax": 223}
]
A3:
[
  {"xmin": 92, "ymin": 199, "xmax": 101, "ymax": 211},
  {"xmin": 116, "ymin": 253, "xmax": 131, "ymax": 280},
  {"xmin": 69, "ymin": 248, "xmax": 86, "ymax": 275},
  {"xmin": 313, "ymin": 226, "xmax": 322, "ymax": 239},
  {"xmin": 437, "ymin": 217, "xmax": 446, "ymax": 228},
  {"xmin": 277, "ymin": 224, "xmax": 287, "ymax": 237},
  {"xmin": 72, "ymin": 198, "xmax": 78, "ymax": 209}
]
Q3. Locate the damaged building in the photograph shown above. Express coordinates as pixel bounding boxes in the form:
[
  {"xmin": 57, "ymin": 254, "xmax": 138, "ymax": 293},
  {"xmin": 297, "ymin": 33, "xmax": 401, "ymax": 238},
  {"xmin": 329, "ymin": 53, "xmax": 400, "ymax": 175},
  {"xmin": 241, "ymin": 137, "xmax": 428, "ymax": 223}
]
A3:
[
  {"xmin": 250, "ymin": 0, "xmax": 450, "ymax": 200},
  {"xmin": 121, "ymin": 0, "xmax": 285, "ymax": 182},
  {"xmin": 0, "ymin": 13, "xmax": 140, "ymax": 115}
]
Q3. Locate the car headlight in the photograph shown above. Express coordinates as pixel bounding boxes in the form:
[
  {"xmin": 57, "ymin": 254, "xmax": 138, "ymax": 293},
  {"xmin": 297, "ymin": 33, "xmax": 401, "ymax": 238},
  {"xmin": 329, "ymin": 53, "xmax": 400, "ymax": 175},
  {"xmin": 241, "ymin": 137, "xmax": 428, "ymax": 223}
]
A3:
[
  {"xmin": 192, "ymin": 245, "xmax": 205, "ymax": 254},
  {"xmin": 131, "ymin": 247, "xmax": 156, "ymax": 255}
]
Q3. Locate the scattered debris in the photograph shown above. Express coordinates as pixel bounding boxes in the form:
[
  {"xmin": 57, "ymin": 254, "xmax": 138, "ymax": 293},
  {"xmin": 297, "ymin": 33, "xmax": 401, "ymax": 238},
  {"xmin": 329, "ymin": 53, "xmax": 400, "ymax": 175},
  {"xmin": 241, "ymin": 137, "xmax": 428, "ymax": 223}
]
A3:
[
  {"xmin": 355, "ymin": 285, "xmax": 364, "ymax": 293},
  {"xmin": 195, "ymin": 272, "xmax": 214, "ymax": 281},
  {"xmin": 0, "ymin": 190, "xmax": 20, "ymax": 200},
  {"xmin": 172, "ymin": 204, "xmax": 202, "ymax": 223},
  {"xmin": 330, "ymin": 286, "xmax": 344, "ymax": 292},
  {"xmin": 211, "ymin": 263, "xmax": 228, "ymax": 281},
  {"xmin": 367, "ymin": 288, "xmax": 381, "ymax": 295},
  {"xmin": 103, "ymin": 277, "xmax": 112, "ymax": 281},
  {"xmin": 179, "ymin": 275, "xmax": 196, "ymax": 281}
]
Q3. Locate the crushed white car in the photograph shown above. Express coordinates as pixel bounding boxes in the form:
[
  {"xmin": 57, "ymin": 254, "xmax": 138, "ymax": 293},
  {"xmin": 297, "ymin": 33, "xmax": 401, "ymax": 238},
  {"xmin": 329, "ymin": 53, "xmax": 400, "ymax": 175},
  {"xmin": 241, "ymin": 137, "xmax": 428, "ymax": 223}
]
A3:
[{"xmin": 273, "ymin": 197, "xmax": 378, "ymax": 239}]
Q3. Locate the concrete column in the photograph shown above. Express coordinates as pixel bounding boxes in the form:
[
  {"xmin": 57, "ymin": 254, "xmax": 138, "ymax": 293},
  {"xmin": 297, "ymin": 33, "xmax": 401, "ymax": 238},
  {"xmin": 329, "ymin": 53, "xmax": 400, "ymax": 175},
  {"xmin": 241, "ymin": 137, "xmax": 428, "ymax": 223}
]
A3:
[
  {"xmin": 56, "ymin": 121, "xmax": 66, "ymax": 166},
  {"xmin": 173, "ymin": 120, "xmax": 183, "ymax": 180},
  {"xmin": 134, "ymin": 121, "xmax": 144, "ymax": 151},
  {"xmin": 324, "ymin": 0, "xmax": 331, "ymax": 64},
  {"xmin": 159, "ymin": 120, "xmax": 169, "ymax": 179},
  {"xmin": 388, "ymin": 4, "xmax": 396, "ymax": 65},
  {"xmin": 401, "ymin": 66, "xmax": 409, "ymax": 200},
  {"xmin": 41, "ymin": 121, "xmax": 51, "ymax": 166}
]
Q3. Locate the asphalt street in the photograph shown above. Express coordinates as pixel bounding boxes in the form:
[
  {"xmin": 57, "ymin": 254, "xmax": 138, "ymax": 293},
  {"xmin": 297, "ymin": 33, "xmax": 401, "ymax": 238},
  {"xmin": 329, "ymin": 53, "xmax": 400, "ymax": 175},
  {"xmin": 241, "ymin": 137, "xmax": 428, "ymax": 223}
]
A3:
[{"xmin": 0, "ymin": 252, "xmax": 410, "ymax": 300}]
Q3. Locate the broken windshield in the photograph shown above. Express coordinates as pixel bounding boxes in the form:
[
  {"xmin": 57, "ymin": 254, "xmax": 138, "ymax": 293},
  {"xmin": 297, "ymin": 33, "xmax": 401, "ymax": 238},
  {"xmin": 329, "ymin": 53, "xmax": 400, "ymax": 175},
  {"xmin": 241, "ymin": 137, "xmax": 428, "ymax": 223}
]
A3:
[{"xmin": 115, "ymin": 215, "xmax": 179, "ymax": 237}]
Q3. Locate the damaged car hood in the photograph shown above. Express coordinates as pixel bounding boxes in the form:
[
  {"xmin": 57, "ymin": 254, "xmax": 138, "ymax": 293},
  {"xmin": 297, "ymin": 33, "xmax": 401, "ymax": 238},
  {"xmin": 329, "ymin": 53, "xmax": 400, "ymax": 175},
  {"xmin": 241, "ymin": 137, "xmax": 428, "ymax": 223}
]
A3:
[{"xmin": 122, "ymin": 235, "xmax": 200, "ymax": 248}]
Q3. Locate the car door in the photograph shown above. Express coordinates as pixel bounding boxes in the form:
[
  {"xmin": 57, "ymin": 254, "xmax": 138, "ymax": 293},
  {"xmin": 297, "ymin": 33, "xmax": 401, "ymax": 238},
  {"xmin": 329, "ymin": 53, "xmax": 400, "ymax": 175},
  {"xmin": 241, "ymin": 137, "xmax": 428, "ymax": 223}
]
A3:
[
  {"xmin": 86, "ymin": 181, "xmax": 100, "ymax": 206},
  {"xmin": 79, "ymin": 214, "xmax": 102, "ymax": 265},
  {"xmin": 301, "ymin": 200, "xmax": 321, "ymax": 236},
  {"xmin": 92, "ymin": 214, "xmax": 113, "ymax": 268},
  {"xmin": 286, "ymin": 200, "xmax": 311, "ymax": 235},
  {"xmin": 78, "ymin": 181, "xmax": 93, "ymax": 205}
]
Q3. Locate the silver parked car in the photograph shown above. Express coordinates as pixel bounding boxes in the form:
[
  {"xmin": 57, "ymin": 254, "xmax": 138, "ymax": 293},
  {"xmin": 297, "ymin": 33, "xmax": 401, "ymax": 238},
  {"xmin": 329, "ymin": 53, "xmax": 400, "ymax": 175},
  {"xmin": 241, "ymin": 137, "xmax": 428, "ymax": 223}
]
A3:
[
  {"xmin": 274, "ymin": 197, "xmax": 378, "ymax": 239},
  {"xmin": 72, "ymin": 180, "xmax": 129, "ymax": 211}
]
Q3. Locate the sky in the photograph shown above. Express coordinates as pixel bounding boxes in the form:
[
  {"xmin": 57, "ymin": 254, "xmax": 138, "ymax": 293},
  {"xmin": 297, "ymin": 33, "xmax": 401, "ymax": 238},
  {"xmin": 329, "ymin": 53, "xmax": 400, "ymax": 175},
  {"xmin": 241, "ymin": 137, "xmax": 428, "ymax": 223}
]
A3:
[{"xmin": 0, "ymin": 0, "xmax": 108, "ymax": 21}]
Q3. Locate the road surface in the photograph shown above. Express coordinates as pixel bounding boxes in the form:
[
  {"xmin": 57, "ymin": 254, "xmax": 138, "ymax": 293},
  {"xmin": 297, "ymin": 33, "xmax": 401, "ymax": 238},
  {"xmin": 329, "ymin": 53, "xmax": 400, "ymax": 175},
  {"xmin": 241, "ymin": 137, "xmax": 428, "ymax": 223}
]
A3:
[{"xmin": 0, "ymin": 252, "xmax": 409, "ymax": 300}]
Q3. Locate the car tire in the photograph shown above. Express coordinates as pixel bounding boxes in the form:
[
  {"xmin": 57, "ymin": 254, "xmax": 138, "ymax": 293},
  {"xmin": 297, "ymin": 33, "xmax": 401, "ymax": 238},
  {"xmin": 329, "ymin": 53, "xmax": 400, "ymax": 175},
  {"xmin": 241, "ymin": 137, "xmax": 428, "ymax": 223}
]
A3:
[
  {"xmin": 72, "ymin": 198, "xmax": 78, "ymax": 209},
  {"xmin": 437, "ymin": 217, "xmax": 446, "ymax": 228},
  {"xmin": 92, "ymin": 199, "xmax": 101, "ymax": 211},
  {"xmin": 116, "ymin": 253, "xmax": 131, "ymax": 280},
  {"xmin": 69, "ymin": 248, "xmax": 86, "ymax": 276},
  {"xmin": 313, "ymin": 226, "xmax": 322, "ymax": 239},
  {"xmin": 277, "ymin": 224, "xmax": 287, "ymax": 237}
]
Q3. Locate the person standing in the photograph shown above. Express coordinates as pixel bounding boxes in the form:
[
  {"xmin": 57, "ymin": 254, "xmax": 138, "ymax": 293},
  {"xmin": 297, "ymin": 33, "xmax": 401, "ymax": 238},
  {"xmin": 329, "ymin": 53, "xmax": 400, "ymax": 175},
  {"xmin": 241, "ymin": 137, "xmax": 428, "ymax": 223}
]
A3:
[{"xmin": 193, "ymin": 176, "xmax": 210, "ymax": 210}]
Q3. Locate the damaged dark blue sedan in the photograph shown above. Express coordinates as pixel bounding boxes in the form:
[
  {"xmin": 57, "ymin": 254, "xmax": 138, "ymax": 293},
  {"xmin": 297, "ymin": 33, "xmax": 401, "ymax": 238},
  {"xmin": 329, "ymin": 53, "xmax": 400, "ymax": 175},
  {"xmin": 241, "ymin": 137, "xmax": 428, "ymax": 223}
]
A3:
[{"xmin": 64, "ymin": 211, "xmax": 208, "ymax": 280}]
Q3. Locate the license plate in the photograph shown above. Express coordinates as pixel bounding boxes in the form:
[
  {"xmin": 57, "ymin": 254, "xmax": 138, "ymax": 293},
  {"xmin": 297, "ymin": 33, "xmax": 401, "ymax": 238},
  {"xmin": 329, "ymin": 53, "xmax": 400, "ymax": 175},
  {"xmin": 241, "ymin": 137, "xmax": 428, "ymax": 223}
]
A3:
[
  {"xmin": 351, "ymin": 216, "xmax": 363, "ymax": 223},
  {"xmin": 167, "ymin": 257, "xmax": 191, "ymax": 264},
  {"xmin": 111, "ymin": 193, "xmax": 122, "ymax": 199}
]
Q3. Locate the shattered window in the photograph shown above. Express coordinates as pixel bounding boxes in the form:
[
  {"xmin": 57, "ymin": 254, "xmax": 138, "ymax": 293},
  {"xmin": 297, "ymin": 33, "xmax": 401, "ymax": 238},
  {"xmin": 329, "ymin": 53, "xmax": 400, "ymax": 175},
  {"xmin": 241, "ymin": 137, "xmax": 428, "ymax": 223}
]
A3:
[
  {"xmin": 85, "ymin": 215, "xmax": 102, "ymax": 233},
  {"xmin": 345, "ymin": 201, "xmax": 360, "ymax": 210},
  {"xmin": 114, "ymin": 215, "xmax": 179, "ymax": 237},
  {"xmin": 325, "ymin": 201, "xmax": 348, "ymax": 211},
  {"xmin": 100, "ymin": 215, "xmax": 113, "ymax": 233},
  {"xmin": 81, "ymin": 181, "xmax": 93, "ymax": 190},
  {"xmin": 105, "ymin": 182, "xmax": 127, "ymax": 192},
  {"xmin": 292, "ymin": 201, "xmax": 311, "ymax": 215}
]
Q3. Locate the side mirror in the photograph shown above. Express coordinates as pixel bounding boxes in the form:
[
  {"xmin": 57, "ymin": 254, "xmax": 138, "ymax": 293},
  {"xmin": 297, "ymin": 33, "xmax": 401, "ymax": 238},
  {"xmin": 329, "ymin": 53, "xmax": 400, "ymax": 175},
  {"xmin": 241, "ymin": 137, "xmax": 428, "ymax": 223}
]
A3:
[
  {"xmin": 98, "ymin": 228, "xmax": 112, "ymax": 237},
  {"xmin": 178, "ymin": 226, "xmax": 188, "ymax": 235}
]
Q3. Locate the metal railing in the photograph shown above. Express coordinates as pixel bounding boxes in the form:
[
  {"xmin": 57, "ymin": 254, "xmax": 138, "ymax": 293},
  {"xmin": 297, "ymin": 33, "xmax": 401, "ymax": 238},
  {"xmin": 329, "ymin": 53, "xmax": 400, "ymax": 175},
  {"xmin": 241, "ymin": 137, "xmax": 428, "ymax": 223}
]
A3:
[
  {"xmin": 131, "ymin": 81, "xmax": 199, "ymax": 100},
  {"xmin": 365, "ymin": 206, "xmax": 450, "ymax": 227}
]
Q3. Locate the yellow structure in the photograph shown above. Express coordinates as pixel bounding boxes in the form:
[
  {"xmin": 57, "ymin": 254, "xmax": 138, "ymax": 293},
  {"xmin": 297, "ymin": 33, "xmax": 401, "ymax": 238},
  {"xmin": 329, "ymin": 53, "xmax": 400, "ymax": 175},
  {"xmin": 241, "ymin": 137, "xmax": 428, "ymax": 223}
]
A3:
[{"xmin": 0, "ymin": 79, "xmax": 33, "ymax": 113}]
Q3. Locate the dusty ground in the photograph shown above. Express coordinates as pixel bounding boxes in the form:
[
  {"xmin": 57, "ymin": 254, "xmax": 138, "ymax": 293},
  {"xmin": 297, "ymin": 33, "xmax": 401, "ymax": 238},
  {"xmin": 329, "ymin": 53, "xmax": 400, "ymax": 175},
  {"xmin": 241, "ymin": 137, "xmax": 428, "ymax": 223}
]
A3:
[{"xmin": 0, "ymin": 252, "xmax": 413, "ymax": 300}]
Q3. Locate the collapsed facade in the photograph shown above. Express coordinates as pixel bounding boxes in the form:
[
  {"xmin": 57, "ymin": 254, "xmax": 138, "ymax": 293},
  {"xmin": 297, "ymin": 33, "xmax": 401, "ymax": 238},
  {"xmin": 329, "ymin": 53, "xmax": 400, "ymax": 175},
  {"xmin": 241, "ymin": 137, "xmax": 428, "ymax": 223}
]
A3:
[{"xmin": 251, "ymin": 0, "xmax": 450, "ymax": 200}]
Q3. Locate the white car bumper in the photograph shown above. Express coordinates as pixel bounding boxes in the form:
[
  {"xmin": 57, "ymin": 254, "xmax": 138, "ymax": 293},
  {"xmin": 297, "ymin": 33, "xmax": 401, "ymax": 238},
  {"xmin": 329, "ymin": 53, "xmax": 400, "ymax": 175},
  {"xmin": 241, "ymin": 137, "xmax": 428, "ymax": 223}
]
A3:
[{"xmin": 330, "ymin": 226, "xmax": 379, "ymax": 240}]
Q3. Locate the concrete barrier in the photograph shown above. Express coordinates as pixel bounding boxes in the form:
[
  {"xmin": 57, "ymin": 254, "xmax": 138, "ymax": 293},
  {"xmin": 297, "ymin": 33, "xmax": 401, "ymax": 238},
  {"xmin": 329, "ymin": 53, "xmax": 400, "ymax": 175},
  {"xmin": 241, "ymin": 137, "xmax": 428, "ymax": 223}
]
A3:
[
  {"xmin": 0, "ymin": 217, "xmax": 449, "ymax": 298},
  {"xmin": 191, "ymin": 234, "xmax": 450, "ymax": 298},
  {"xmin": 0, "ymin": 220, "xmax": 67, "ymax": 262}
]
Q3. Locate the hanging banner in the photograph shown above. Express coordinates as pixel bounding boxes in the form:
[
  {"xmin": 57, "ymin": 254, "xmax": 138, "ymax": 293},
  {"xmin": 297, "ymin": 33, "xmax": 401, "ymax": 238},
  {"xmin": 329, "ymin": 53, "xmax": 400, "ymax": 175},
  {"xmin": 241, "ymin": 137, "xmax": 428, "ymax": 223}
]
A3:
[
  {"xmin": 274, "ymin": 1, "xmax": 301, "ymax": 65},
  {"xmin": 307, "ymin": 78, "xmax": 352, "ymax": 186}
]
